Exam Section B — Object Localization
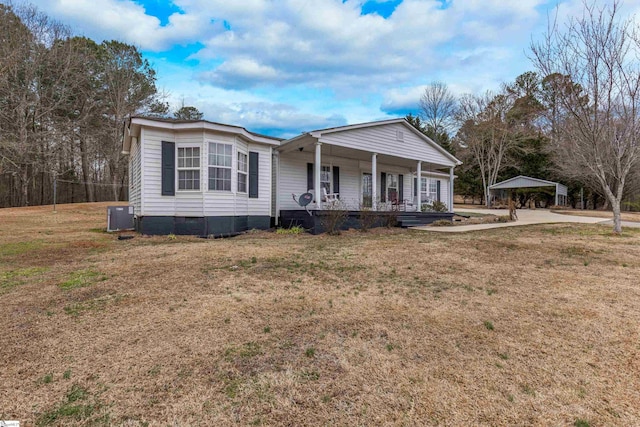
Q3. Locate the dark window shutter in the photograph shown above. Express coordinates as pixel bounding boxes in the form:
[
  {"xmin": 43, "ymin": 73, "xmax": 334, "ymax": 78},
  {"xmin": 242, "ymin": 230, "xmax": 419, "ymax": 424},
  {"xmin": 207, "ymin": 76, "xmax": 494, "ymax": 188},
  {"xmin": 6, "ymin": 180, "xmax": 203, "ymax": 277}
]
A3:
[
  {"xmin": 332, "ymin": 166, "xmax": 340, "ymax": 196},
  {"xmin": 381, "ymin": 172, "xmax": 387, "ymax": 203},
  {"xmin": 307, "ymin": 163, "xmax": 314, "ymax": 190},
  {"xmin": 436, "ymin": 180, "xmax": 441, "ymax": 202},
  {"xmin": 249, "ymin": 152, "xmax": 259, "ymax": 198},
  {"xmin": 414, "ymin": 177, "xmax": 417, "ymax": 197},
  {"xmin": 399, "ymin": 174, "xmax": 404, "ymax": 201},
  {"xmin": 161, "ymin": 141, "xmax": 175, "ymax": 196}
]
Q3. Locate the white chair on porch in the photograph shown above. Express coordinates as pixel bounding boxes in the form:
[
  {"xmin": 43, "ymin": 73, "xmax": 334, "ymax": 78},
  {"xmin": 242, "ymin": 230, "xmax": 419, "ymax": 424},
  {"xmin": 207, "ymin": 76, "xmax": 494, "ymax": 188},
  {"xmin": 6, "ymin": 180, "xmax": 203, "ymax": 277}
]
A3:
[{"xmin": 321, "ymin": 187, "xmax": 339, "ymax": 203}]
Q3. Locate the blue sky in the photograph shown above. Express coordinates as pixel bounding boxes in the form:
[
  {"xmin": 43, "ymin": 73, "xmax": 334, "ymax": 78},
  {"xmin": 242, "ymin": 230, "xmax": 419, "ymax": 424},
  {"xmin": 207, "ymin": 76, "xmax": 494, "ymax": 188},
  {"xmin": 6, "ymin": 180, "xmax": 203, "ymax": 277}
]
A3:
[{"xmin": 33, "ymin": 0, "xmax": 640, "ymax": 137}]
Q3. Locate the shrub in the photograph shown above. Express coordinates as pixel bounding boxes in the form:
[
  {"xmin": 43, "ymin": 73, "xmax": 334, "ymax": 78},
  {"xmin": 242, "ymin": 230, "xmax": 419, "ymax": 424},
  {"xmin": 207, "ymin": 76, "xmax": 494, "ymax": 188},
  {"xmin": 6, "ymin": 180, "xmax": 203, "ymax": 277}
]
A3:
[
  {"xmin": 421, "ymin": 201, "xmax": 448, "ymax": 212},
  {"xmin": 496, "ymin": 215, "xmax": 512, "ymax": 223},
  {"xmin": 358, "ymin": 205, "xmax": 379, "ymax": 232},
  {"xmin": 430, "ymin": 201, "xmax": 448, "ymax": 212},
  {"xmin": 320, "ymin": 201, "xmax": 348, "ymax": 235},
  {"xmin": 431, "ymin": 219, "xmax": 452, "ymax": 227},
  {"xmin": 382, "ymin": 210, "xmax": 398, "ymax": 228}
]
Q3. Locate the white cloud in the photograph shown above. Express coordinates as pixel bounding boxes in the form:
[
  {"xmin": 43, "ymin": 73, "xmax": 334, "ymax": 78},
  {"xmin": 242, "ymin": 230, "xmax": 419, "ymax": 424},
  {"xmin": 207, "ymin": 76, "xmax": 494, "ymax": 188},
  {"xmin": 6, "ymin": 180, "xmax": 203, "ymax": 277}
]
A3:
[
  {"xmin": 38, "ymin": 0, "xmax": 208, "ymax": 50},
  {"xmin": 185, "ymin": 0, "xmax": 550, "ymax": 93},
  {"xmin": 197, "ymin": 101, "xmax": 347, "ymax": 138},
  {"xmin": 33, "ymin": 0, "xmax": 640, "ymax": 132}
]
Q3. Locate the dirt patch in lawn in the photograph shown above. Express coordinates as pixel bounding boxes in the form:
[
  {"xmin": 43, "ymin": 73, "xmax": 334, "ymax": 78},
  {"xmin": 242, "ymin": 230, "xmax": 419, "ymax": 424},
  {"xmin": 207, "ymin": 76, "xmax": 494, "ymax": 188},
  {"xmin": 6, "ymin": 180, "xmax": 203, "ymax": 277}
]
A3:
[{"xmin": 1, "ymin": 203, "xmax": 639, "ymax": 426}]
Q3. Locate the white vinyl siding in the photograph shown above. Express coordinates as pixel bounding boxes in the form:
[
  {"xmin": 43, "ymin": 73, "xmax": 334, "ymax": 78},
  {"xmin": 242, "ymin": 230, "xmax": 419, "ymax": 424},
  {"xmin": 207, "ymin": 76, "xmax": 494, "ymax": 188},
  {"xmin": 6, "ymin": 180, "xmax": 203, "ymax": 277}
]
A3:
[
  {"xmin": 129, "ymin": 136, "xmax": 142, "ymax": 215},
  {"xmin": 277, "ymin": 153, "xmax": 452, "ymax": 212},
  {"xmin": 135, "ymin": 126, "xmax": 274, "ymax": 218},
  {"xmin": 247, "ymin": 143, "xmax": 273, "ymax": 216},
  {"xmin": 278, "ymin": 152, "xmax": 388, "ymax": 211},
  {"xmin": 317, "ymin": 122, "xmax": 457, "ymax": 167}
]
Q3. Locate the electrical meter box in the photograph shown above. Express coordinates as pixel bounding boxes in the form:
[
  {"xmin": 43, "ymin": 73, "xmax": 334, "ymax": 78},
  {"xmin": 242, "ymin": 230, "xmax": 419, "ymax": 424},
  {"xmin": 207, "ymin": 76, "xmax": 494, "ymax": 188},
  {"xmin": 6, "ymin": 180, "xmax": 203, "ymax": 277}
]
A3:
[{"xmin": 107, "ymin": 206, "xmax": 134, "ymax": 232}]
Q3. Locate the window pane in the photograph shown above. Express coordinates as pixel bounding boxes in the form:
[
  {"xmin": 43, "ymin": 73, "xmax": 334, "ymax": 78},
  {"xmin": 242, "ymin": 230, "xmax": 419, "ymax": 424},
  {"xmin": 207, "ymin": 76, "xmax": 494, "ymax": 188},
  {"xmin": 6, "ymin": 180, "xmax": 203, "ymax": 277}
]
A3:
[
  {"xmin": 238, "ymin": 152, "xmax": 247, "ymax": 173},
  {"xmin": 238, "ymin": 172, "xmax": 247, "ymax": 192},
  {"xmin": 320, "ymin": 165, "xmax": 331, "ymax": 193},
  {"xmin": 388, "ymin": 174, "xmax": 397, "ymax": 188},
  {"xmin": 193, "ymin": 148, "xmax": 200, "ymax": 167}
]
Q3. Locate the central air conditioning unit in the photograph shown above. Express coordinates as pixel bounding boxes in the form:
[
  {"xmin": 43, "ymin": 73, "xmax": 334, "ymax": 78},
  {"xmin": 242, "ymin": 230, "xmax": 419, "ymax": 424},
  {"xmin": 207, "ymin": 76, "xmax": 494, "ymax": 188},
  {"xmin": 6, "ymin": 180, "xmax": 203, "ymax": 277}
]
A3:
[{"xmin": 107, "ymin": 206, "xmax": 135, "ymax": 232}]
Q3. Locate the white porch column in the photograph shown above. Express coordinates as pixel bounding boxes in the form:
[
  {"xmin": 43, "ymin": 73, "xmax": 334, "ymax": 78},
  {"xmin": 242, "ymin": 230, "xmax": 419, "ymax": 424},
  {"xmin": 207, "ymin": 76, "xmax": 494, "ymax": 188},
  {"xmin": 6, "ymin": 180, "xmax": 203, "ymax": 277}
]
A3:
[
  {"xmin": 274, "ymin": 151, "xmax": 280, "ymax": 225},
  {"xmin": 449, "ymin": 166, "xmax": 455, "ymax": 213},
  {"xmin": 371, "ymin": 153, "xmax": 377, "ymax": 210},
  {"xmin": 315, "ymin": 142, "xmax": 322, "ymax": 209},
  {"xmin": 416, "ymin": 161, "xmax": 422, "ymax": 211}
]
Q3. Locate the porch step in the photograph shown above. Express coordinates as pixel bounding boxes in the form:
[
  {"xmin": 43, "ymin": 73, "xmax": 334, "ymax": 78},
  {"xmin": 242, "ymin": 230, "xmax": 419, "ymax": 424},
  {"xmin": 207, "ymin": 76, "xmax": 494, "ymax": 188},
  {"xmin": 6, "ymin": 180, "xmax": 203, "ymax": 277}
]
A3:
[
  {"xmin": 396, "ymin": 213, "xmax": 453, "ymax": 228},
  {"xmin": 398, "ymin": 219, "xmax": 422, "ymax": 227}
]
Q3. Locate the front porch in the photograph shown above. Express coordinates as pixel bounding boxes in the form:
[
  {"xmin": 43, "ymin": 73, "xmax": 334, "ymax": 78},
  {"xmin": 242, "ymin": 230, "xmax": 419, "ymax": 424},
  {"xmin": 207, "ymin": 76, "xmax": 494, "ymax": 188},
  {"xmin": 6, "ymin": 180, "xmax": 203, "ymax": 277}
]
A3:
[
  {"xmin": 280, "ymin": 209, "xmax": 454, "ymax": 234},
  {"xmin": 275, "ymin": 118, "xmax": 462, "ymax": 230}
]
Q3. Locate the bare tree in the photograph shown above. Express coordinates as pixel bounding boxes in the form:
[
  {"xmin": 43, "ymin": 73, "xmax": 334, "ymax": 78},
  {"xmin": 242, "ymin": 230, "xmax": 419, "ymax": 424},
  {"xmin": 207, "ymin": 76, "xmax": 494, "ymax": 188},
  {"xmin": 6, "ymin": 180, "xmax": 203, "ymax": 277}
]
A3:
[
  {"xmin": 456, "ymin": 90, "xmax": 515, "ymax": 207},
  {"xmin": 100, "ymin": 40, "xmax": 168, "ymax": 200},
  {"xmin": 419, "ymin": 81, "xmax": 457, "ymax": 144},
  {"xmin": 531, "ymin": 0, "xmax": 640, "ymax": 233},
  {"xmin": 0, "ymin": 3, "xmax": 75, "ymax": 205}
]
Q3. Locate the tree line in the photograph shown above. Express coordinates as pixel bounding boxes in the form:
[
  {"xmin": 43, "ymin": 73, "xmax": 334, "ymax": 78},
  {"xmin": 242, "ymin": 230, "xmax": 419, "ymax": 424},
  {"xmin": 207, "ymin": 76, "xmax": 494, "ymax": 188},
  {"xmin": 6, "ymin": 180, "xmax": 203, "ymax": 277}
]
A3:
[
  {"xmin": 407, "ymin": 1, "xmax": 640, "ymax": 233},
  {"xmin": 0, "ymin": 3, "xmax": 192, "ymax": 208}
]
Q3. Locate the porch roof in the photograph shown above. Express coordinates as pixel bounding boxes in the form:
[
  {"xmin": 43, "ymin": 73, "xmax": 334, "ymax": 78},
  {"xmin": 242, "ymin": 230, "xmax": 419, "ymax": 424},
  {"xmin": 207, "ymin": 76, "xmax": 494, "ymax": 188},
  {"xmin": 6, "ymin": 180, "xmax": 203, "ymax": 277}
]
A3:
[{"xmin": 277, "ymin": 118, "xmax": 462, "ymax": 169}]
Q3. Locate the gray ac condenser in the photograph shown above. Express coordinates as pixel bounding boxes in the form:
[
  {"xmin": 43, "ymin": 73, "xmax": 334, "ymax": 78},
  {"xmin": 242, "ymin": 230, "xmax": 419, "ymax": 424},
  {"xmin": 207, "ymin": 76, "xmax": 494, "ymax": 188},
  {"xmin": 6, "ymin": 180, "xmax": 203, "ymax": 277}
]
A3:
[{"xmin": 107, "ymin": 206, "xmax": 135, "ymax": 232}]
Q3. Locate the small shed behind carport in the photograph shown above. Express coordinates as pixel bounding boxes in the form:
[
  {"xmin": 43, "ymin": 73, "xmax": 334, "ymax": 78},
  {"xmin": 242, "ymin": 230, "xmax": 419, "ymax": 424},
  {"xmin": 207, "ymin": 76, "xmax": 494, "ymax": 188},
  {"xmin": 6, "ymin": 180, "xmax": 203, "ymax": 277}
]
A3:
[{"xmin": 489, "ymin": 175, "xmax": 568, "ymax": 206}]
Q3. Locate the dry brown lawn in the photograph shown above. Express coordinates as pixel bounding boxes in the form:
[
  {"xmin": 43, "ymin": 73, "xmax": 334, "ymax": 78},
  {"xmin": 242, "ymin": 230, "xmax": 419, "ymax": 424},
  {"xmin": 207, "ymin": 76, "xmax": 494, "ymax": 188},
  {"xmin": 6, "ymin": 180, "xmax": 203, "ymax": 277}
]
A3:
[
  {"xmin": 1, "ymin": 203, "xmax": 640, "ymax": 426},
  {"xmin": 551, "ymin": 208, "xmax": 640, "ymax": 223}
]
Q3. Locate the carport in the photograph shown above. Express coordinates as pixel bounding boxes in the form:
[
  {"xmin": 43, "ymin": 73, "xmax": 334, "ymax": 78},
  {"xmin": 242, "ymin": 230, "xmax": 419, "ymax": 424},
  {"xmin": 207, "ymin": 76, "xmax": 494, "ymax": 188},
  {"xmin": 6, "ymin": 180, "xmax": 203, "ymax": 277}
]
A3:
[{"xmin": 489, "ymin": 175, "xmax": 568, "ymax": 207}]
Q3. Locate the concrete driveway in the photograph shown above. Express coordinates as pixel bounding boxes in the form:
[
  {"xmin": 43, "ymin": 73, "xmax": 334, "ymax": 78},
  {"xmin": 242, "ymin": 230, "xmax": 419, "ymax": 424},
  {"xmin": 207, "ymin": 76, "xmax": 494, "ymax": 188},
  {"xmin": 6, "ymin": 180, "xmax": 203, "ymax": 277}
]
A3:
[{"xmin": 415, "ymin": 208, "xmax": 610, "ymax": 233}]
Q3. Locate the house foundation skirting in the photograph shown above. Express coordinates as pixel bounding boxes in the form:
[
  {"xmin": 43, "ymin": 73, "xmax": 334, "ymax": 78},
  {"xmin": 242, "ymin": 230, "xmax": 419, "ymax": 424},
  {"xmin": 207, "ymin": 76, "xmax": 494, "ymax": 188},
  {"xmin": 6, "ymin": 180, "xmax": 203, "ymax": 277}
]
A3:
[
  {"xmin": 279, "ymin": 210, "xmax": 454, "ymax": 235},
  {"xmin": 136, "ymin": 215, "xmax": 271, "ymax": 236}
]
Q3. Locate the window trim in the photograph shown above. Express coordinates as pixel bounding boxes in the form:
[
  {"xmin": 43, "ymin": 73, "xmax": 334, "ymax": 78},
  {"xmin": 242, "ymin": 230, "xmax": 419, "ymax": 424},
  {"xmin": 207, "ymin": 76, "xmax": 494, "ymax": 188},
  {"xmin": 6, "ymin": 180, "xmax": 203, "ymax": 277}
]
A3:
[
  {"xmin": 237, "ymin": 150, "xmax": 248, "ymax": 194},
  {"xmin": 208, "ymin": 142, "xmax": 233, "ymax": 192},
  {"xmin": 176, "ymin": 146, "xmax": 201, "ymax": 191},
  {"xmin": 320, "ymin": 164, "xmax": 332, "ymax": 194},
  {"xmin": 386, "ymin": 173, "xmax": 398, "ymax": 201},
  {"xmin": 420, "ymin": 177, "xmax": 439, "ymax": 201},
  {"xmin": 429, "ymin": 179, "xmax": 438, "ymax": 201}
]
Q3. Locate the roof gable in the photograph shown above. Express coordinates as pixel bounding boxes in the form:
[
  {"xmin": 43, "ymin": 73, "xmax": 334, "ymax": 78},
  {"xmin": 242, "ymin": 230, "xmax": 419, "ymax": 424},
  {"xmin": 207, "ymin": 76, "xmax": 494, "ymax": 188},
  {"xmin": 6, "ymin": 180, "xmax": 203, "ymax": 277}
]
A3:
[
  {"xmin": 303, "ymin": 119, "xmax": 461, "ymax": 167},
  {"xmin": 489, "ymin": 175, "xmax": 563, "ymax": 189}
]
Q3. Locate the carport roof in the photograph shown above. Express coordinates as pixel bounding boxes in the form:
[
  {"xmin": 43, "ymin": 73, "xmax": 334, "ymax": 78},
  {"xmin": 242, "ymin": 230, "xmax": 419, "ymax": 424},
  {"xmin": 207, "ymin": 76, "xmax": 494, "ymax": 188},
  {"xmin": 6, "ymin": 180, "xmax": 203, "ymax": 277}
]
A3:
[{"xmin": 489, "ymin": 175, "xmax": 567, "ymax": 194}]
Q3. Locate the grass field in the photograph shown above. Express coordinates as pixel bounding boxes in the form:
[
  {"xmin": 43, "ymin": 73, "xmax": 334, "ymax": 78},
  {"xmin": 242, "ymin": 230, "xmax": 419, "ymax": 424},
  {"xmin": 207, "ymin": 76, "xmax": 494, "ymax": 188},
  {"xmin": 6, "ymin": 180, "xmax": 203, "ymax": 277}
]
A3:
[{"xmin": 1, "ymin": 203, "xmax": 639, "ymax": 426}]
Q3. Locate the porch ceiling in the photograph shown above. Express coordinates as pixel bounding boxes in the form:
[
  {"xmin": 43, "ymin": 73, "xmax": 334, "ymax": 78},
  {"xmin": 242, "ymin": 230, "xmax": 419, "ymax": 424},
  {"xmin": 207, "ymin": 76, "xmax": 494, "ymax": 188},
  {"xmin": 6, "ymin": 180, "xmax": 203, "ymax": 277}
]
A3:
[{"xmin": 278, "ymin": 136, "xmax": 450, "ymax": 172}]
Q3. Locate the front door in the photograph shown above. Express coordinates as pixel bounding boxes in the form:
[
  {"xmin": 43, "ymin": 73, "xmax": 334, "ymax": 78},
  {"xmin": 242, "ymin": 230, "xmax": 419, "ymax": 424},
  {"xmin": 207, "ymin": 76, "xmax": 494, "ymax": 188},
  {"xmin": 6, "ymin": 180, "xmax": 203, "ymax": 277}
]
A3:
[{"xmin": 362, "ymin": 173, "xmax": 372, "ymax": 207}]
